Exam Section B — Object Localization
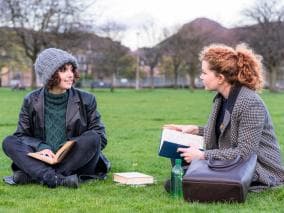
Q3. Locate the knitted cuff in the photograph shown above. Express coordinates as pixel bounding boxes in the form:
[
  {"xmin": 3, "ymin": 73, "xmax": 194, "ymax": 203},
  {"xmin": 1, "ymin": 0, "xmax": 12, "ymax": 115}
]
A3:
[{"xmin": 37, "ymin": 143, "xmax": 52, "ymax": 152}]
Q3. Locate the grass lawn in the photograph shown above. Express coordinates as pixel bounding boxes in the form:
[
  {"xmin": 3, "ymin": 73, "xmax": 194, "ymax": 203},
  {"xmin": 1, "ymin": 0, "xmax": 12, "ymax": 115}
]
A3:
[{"xmin": 0, "ymin": 87, "xmax": 283, "ymax": 212}]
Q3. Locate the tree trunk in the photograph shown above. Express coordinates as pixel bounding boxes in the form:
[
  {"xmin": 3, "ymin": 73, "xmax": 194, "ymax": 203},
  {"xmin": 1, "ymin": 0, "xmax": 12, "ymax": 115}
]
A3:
[
  {"xmin": 110, "ymin": 72, "xmax": 116, "ymax": 92},
  {"xmin": 173, "ymin": 70, "xmax": 178, "ymax": 89},
  {"xmin": 269, "ymin": 67, "xmax": 278, "ymax": 92},
  {"xmin": 31, "ymin": 67, "xmax": 37, "ymax": 89},
  {"xmin": 135, "ymin": 55, "xmax": 140, "ymax": 90},
  {"xmin": 186, "ymin": 73, "xmax": 195, "ymax": 92},
  {"xmin": 173, "ymin": 63, "xmax": 179, "ymax": 89},
  {"xmin": 185, "ymin": 74, "xmax": 191, "ymax": 91},
  {"xmin": 190, "ymin": 76, "xmax": 195, "ymax": 90},
  {"xmin": 150, "ymin": 67, "xmax": 154, "ymax": 89},
  {"xmin": 30, "ymin": 54, "xmax": 38, "ymax": 89}
]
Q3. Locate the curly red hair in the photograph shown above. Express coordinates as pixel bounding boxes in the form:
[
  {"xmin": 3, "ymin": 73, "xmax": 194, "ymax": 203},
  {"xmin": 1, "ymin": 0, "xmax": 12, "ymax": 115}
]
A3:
[{"xmin": 199, "ymin": 43, "xmax": 264, "ymax": 91}]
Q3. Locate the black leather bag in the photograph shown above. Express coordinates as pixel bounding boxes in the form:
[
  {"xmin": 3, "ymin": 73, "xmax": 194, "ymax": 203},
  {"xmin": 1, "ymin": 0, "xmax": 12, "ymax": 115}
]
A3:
[{"xmin": 182, "ymin": 153, "xmax": 257, "ymax": 202}]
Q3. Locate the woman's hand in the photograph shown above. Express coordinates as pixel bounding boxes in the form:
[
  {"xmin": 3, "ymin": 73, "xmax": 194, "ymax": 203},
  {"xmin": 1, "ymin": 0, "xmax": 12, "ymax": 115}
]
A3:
[
  {"xmin": 177, "ymin": 147, "xmax": 205, "ymax": 163},
  {"xmin": 163, "ymin": 124, "xmax": 199, "ymax": 134},
  {"xmin": 37, "ymin": 149, "xmax": 56, "ymax": 159}
]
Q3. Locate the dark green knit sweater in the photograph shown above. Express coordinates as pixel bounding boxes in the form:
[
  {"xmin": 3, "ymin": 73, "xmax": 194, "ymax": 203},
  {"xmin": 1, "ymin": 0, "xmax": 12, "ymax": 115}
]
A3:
[{"xmin": 41, "ymin": 89, "xmax": 68, "ymax": 152}]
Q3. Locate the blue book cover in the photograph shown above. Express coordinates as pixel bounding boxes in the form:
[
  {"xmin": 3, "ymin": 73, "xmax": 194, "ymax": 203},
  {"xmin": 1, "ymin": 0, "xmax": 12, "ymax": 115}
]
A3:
[
  {"xmin": 158, "ymin": 129, "xmax": 204, "ymax": 159},
  {"xmin": 158, "ymin": 141, "xmax": 189, "ymax": 159}
]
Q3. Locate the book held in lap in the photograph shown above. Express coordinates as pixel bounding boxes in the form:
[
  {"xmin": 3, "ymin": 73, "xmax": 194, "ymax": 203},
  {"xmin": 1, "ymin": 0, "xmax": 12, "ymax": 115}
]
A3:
[
  {"xmin": 159, "ymin": 129, "xmax": 204, "ymax": 159},
  {"xmin": 27, "ymin": 140, "xmax": 75, "ymax": 165}
]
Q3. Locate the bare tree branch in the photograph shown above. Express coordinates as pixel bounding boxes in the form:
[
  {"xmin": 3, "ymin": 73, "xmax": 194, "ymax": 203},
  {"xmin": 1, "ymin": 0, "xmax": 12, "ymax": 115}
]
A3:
[
  {"xmin": 243, "ymin": 0, "xmax": 284, "ymax": 92},
  {"xmin": 0, "ymin": 0, "xmax": 94, "ymax": 88}
]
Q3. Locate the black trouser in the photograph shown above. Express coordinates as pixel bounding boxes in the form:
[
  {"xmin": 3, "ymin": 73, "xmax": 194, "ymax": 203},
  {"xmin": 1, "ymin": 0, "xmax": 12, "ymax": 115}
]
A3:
[{"xmin": 2, "ymin": 134, "xmax": 101, "ymax": 183}]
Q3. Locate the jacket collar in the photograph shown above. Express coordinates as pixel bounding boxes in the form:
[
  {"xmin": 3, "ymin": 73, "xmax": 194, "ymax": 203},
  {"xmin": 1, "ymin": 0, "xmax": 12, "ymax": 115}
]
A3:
[
  {"xmin": 35, "ymin": 87, "xmax": 81, "ymax": 128},
  {"xmin": 226, "ymin": 85, "xmax": 242, "ymax": 114},
  {"xmin": 34, "ymin": 88, "xmax": 45, "ymax": 129},
  {"xmin": 66, "ymin": 87, "xmax": 81, "ymax": 125},
  {"xmin": 213, "ymin": 84, "xmax": 242, "ymax": 113},
  {"xmin": 214, "ymin": 84, "xmax": 242, "ymax": 135}
]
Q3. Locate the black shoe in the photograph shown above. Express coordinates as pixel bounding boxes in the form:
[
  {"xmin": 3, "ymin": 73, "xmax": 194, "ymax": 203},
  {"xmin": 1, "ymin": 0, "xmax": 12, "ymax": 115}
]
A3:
[
  {"xmin": 13, "ymin": 170, "xmax": 32, "ymax": 184},
  {"xmin": 43, "ymin": 173, "xmax": 79, "ymax": 188},
  {"xmin": 164, "ymin": 179, "xmax": 171, "ymax": 194},
  {"xmin": 59, "ymin": 174, "xmax": 79, "ymax": 188},
  {"xmin": 78, "ymin": 173, "xmax": 107, "ymax": 183}
]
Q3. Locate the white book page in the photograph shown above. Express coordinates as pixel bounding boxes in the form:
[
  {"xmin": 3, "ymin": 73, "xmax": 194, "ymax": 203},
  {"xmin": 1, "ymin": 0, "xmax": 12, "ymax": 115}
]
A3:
[
  {"xmin": 160, "ymin": 129, "xmax": 204, "ymax": 149},
  {"xmin": 115, "ymin": 172, "xmax": 151, "ymax": 178}
]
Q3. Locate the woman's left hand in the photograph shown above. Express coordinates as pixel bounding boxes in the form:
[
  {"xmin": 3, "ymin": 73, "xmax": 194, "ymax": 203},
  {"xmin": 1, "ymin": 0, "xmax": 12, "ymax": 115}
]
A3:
[{"xmin": 178, "ymin": 147, "xmax": 205, "ymax": 163}]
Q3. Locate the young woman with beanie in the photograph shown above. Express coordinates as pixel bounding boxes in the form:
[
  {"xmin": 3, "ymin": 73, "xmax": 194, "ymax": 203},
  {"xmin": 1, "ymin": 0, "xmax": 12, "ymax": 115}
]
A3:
[
  {"xmin": 164, "ymin": 43, "xmax": 284, "ymax": 191},
  {"xmin": 2, "ymin": 48, "xmax": 110, "ymax": 188}
]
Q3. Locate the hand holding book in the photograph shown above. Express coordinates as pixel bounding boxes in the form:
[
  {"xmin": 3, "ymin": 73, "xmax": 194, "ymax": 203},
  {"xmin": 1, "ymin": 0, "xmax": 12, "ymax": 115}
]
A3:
[
  {"xmin": 178, "ymin": 146, "xmax": 205, "ymax": 163},
  {"xmin": 37, "ymin": 149, "xmax": 56, "ymax": 159},
  {"xmin": 159, "ymin": 128, "xmax": 204, "ymax": 159},
  {"xmin": 27, "ymin": 140, "xmax": 75, "ymax": 165}
]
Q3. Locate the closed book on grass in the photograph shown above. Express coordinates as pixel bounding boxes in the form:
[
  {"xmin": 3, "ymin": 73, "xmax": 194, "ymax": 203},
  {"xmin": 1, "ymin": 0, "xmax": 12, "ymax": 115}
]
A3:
[
  {"xmin": 27, "ymin": 140, "xmax": 75, "ymax": 165},
  {"xmin": 113, "ymin": 172, "xmax": 154, "ymax": 185},
  {"xmin": 159, "ymin": 129, "xmax": 204, "ymax": 159}
]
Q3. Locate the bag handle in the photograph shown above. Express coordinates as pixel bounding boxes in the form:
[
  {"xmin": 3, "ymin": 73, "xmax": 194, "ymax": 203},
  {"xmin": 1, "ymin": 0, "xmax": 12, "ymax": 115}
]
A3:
[{"xmin": 207, "ymin": 155, "xmax": 241, "ymax": 169}]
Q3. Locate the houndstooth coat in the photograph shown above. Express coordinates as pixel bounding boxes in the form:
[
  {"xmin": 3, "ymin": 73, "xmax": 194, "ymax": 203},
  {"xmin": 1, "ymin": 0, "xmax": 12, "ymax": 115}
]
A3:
[{"xmin": 199, "ymin": 86, "xmax": 284, "ymax": 190}]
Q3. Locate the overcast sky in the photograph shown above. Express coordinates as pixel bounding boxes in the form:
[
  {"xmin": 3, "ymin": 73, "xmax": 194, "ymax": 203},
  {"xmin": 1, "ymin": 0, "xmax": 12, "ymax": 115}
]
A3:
[{"xmin": 89, "ymin": 0, "xmax": 256, "ymax": 50}]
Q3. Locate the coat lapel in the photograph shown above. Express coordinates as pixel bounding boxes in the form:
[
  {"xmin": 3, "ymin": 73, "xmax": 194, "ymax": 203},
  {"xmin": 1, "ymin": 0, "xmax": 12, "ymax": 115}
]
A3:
[
  {"xmin": 219, "ymin": 85, "xmax": 242, "ymax": 135},
  {"xmin": 66, "ymin": 87, "xmax": 80, "ymax": 125},
  {"xmin": 205, "ymin": 94, "xmax": 222, "ymax": 149},
  {"xmin": 34, "ymin": 88, "xmax": 45, "ymax": 130},
  {"xmin": 220, "ymin": 110, "xmax": 231, "ymax": 134}
]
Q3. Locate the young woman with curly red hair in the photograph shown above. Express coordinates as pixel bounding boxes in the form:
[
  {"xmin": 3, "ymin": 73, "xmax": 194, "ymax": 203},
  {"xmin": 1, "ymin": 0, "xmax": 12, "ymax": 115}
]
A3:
[{"xmin": 164, "ymin": 43, "xmax": 284, "ymax": 191}]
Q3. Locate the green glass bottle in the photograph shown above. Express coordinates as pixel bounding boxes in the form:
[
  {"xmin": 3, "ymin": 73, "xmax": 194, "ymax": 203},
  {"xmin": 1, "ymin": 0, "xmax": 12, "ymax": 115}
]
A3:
[{"xmin": 171, "ymin": 159, "xmax": 183, "ymax": 198}]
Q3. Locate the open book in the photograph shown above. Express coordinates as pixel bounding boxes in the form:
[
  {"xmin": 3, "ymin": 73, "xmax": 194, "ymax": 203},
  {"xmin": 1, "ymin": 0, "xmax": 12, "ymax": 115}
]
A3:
[
  {"xmin": 113, "ymin": 172, "xmax": 154, "ymax": 185},
  {"xmin": 159, "ymin": 129, "xmax": 204, "ymax": 159},
  {"xmin": 27, "ymin": 140, "xmax": 75, "ymax": 165}
]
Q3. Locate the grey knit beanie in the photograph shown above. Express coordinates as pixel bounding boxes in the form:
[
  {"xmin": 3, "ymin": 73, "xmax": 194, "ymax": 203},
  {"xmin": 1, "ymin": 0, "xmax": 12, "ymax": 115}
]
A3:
[{"xmin": 34, "ymin": 48, "xmax": 78, "ymax": 85}]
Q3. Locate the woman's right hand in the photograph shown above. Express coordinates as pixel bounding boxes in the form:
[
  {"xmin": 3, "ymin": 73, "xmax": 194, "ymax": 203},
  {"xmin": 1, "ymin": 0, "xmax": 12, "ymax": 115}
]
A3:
[{"xmin": 163, "ymin": 124, "xmax": 199, "ymax": 134}]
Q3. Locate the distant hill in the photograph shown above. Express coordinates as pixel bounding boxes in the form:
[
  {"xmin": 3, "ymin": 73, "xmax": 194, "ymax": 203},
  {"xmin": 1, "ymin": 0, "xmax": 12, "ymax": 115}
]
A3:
[
  {"xmin": 0, "ymin": 27, "xmax": 130, "ymax": 55},
  {"xmin": 159, "ymin": 17, "xmax": 248, "ymax": 48},
  {"xmin": 181, "ymin": 18, "xmax": 226, "ymax": 33}
]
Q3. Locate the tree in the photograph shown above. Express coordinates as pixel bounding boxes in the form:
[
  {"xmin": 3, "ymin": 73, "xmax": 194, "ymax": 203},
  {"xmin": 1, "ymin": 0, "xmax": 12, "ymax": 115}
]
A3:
[
  {"xmin": 243, "ymin": 0, "xmax": 284, "ymax": 92},
  {"xmin": 160, "ymin": 33, "xmax": 186, "ymax": 88},
  {"xmin": 0, "ymin": 0, "xmax": 93, "ymax": 88},
  {"xmin": 140, "ymin": 47, "xmax": 161, "ymax": 89},
  {"xmin": 96, "ymin": 21, "xmax": 129, "ymax": 92},
  {"xmin": 139, "ymin": 20, "xmax": 165, "ymax": 88},
  {"xmin": 94, "ymin": 39, "xmax": 130, "ymax": 92},
  {"xmin": 0, "ymin": 28, "xmax": 31, "ymax": 87},
  {"xmin": 117, "ymin": 54, "xmax": 137, "ymax": 80},
  {"xmin": 180, "ymin": 25, "xmax": 208, "ymax": 91}
]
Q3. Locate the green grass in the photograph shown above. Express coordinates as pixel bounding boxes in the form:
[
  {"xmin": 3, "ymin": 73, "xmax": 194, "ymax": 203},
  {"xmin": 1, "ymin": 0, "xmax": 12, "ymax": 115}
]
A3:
[{"xmin": 0, "ymin": 88, "xmax": 283, "ymax": 212}]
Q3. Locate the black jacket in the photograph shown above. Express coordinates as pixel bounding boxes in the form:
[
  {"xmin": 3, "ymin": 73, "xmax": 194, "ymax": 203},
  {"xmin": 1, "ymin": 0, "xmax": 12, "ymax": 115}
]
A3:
[{"xmin": 14, "ymin": 87, "xmax": 110, "ymax": 174}]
